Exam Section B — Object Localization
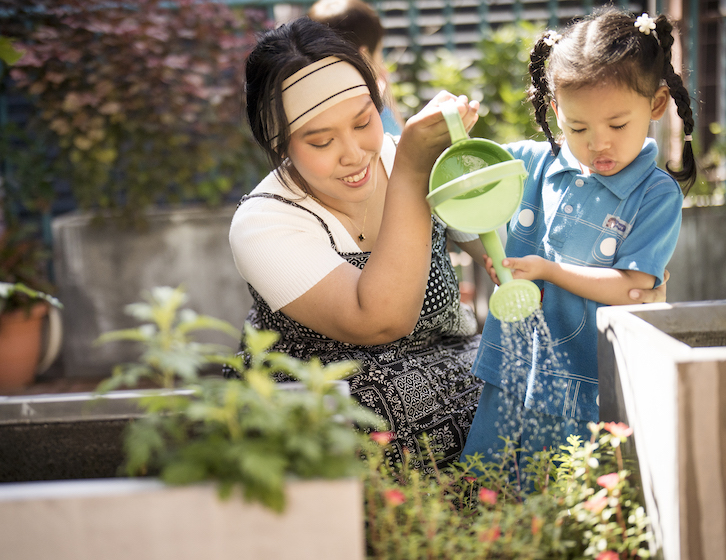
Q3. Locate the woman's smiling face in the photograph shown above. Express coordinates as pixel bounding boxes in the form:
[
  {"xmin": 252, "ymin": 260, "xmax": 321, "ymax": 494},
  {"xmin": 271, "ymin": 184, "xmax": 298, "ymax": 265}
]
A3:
[
  {"xmin": 287, "ymin": 94, "xmax": 384, "ymax": 205},
  {"xmin": 552, "ymin": 82, "xmax": 668, "ymax": 176}
]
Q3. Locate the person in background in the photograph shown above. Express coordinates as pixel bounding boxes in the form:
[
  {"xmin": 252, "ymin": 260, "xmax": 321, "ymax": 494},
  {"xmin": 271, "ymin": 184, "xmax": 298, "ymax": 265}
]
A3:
[
  {"xmin": 461, "ymin": 9, "xmax": 694, "ymax": 482},
  {"xmin": 308, "ymin": 0, "xmax": 404, "ymax": 135}
]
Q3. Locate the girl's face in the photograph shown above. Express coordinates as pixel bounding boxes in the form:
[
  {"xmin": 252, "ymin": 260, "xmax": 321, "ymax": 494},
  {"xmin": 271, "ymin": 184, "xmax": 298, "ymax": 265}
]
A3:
[
  {"xmin": 287, "ymin": 94, "xmax": 384, "ymax": 206},
  {"xmin": 552, "ymin": 83, "xmax": 669, "ymax": 176}
]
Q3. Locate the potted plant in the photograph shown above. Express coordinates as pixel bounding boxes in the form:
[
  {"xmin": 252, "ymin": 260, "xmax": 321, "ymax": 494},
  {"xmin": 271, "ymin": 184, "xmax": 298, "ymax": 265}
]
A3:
[
  {"xmin": 0, "ymin": 222, "xmax": 62, "ymax": 390},
  {"xmin": 0, "ymin": 33, "xmax": 61, "ymax": 389}
]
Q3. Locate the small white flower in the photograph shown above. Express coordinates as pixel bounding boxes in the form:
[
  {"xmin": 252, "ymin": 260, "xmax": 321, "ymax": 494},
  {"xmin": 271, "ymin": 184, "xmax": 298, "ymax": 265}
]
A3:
[
  {"xmin": 634, "ymin": 13, "xmax": 656, "ymax": 35},
  {"xmin": 543, "ymin": 30, "xmax": 562, "ymax": 47}
]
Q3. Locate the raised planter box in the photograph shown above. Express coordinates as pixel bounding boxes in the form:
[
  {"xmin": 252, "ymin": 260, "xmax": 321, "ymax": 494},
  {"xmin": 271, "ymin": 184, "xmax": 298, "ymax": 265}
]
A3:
[
  {"xmin": 0, "ymin": 388, "xmax": 192, "ymax": 482},
  {"xmin": 0, "ymin": 477, "xmax": 364, "ymax": 560},
  {"xmin": 0, "ymin": 381, "xmax": 348, "ymax": 483},
  {"xmin": 597, "ymin": 300, "xmax": 726, "ymax": 560},
  {"xmin": 52, "ymin": 205, "xmax": 252, "ymax": 378}
]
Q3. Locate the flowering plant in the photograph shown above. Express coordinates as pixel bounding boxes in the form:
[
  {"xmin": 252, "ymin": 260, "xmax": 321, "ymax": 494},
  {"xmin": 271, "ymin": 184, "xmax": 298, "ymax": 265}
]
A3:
[{"xmin": 363, "ymin": 422, "xmax": 653, "ymax": 559}]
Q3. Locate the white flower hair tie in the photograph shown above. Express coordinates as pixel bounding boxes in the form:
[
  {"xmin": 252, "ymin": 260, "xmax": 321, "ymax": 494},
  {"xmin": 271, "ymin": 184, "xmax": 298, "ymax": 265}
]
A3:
[
  {"xmin": 543, "ymin": 30, "xmax": 562, "ymax": 47},
  {"xmin": 634, "ymin": 13, "xmax": 656, "ymax": 35}
]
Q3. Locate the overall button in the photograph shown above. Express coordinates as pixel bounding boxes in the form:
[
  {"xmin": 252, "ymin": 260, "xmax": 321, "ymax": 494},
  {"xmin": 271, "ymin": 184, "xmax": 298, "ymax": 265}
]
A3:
[
  {"xmin": 575, "ymin": 178, "xmax": 585, "ymax": 187},
  {"xmin": 564, "ymin": 204, "xmax": 574, "ymax": 214}
]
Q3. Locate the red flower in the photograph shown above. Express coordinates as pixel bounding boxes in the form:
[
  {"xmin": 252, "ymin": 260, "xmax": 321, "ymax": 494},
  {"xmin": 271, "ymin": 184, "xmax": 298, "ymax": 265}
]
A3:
[
  {"xmin": 597, "ymin": 473, "xmax": 620, "ymax": 491},
  {"xmin": 583, "ymin": 495, "xmax": 609, "ymax": 514},
  {"xmin": 383, "ymin": 489, "xmax": 406, "ymax": 506},
  {"xmin": 596, "ymin": 551, "xmax": 619, "ymax": 560},
  {"xmin": 603, "ymin": 422, "xmax": 633, "ymax": 438},
  {"xmin": 370, "ymin": 431, "xmax": 395, "ymax": 445},
  {"xmin": 478, "ymin": 488, "xmax": 497, "ymax": 505},
  {"xmin": 464, "ymin": 476, "xmax": 477, "ymax": 483},
  {"xmin": 479, "ymin": 525, "xmax": 501, "ymax": 543},
  {"xmin": 531, "ymin": 515, "xmax": 544, "ymax": 536}
]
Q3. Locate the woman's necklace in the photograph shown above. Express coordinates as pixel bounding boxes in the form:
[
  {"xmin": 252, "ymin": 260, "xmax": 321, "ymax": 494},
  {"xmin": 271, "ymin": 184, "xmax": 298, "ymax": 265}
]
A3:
[
  {"xmin": 344, "ymin": 205, "xmax": 368, "ymax": 242},
  {"xmin": 307, "ymin": 183, "xmax": 376, "ymax": 243}
]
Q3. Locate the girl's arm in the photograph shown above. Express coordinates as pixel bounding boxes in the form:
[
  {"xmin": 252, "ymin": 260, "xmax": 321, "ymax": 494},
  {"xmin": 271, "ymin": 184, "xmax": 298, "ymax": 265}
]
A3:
[
  {"xmin": 502, "ymin": 254, "xmax": 658, "ymax": 306},
  {"xmin": 455, "ymin": 240, "xmax": 668, "ymax": 304},
  {"xmin": 281, "ymin": 94, "xmax": 479, "ymax": 345}
]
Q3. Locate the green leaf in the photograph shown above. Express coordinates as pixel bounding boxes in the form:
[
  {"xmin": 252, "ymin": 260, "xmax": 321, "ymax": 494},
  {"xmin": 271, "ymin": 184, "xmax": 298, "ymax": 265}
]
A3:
[
  {"xmin": 0, "ymin": 37, "xmax": 24, "ymax": 65},
  {"xmin": 243, "ymin": 323, "xmax": 279, "ymax": 356},
  {"xmin": 161, "ymin": 460, "xmax": 208, "ymax": 485},
  {"xmin": 177, "ymin": 315, "xmax": 241, "ymax": 340}
]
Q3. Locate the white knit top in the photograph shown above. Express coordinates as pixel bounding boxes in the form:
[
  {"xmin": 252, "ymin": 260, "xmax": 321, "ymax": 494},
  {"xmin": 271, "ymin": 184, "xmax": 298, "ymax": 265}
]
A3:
[{"xmin": 229, "ymin": 134, "xmax": 477, "ymax": 311}]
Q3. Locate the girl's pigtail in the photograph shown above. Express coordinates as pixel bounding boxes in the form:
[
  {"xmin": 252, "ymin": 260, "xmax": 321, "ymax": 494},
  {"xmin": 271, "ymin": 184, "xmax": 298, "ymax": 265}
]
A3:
[
  {"xmin": 528, "ymin": 36, "xmax": 559, "ymax": 155},
  {"xmin": 656, "ymin": 15, "xmax": 697, "ymax": 194}
]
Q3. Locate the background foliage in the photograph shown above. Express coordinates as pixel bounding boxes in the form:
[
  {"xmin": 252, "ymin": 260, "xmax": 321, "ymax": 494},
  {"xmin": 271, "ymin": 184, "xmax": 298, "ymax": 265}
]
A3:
[
  {"xmin": 0, "ymin": 0, "xmax": 268, "ymax": 223},
  {"xmin": 391, "ymin": 22, "xmax": 548, "ymax": 145}
]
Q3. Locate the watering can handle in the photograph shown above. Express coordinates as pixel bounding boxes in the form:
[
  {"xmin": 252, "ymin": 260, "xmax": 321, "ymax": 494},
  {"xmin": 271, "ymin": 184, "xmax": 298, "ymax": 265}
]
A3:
[
  {"xmin": 480, "ymin": 230, "xmax": 514, "ymax": 284},
  {"xmin": 441, "ymin": 101, "xmax": 469, "ymax": 145}
]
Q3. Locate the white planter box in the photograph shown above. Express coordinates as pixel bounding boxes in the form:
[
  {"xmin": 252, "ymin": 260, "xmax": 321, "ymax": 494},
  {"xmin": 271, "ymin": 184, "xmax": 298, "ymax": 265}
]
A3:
[
  {"xmin": 0, "ymin": 477, "xmax": 364, "ymax": 560},
  {"xmin": 597, "ymin": 300, "xmax": 726, "ymax": 560}
]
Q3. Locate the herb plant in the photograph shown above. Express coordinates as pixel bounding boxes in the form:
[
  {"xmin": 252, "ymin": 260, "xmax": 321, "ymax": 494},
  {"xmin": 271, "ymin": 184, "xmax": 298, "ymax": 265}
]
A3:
[{"xmin": 96, "ymin": 286, "xmax": 383, "ymax": 512}]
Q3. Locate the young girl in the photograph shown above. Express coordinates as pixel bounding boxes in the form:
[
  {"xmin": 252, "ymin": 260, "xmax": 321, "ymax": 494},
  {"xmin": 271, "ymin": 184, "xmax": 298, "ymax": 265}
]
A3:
[
  {"xmin": 224, "ymin": 17, "xmax": 485, "ymax": 466},
  {"xmin": 461, "ymin": 10, "xmax": 696, "ymax": 476}
]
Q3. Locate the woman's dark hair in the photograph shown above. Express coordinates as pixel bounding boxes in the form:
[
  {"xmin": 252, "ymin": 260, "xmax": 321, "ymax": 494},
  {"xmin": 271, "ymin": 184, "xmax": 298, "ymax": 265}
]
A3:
[
  {"xmin": 244, "ymin": 17, "xmax": 383, "ymax": 190},
  {"xmin": 528, "ymin": 9, "xmax": 696, "ymax": 193},
  {"xmin": 308, "ymin": 0, "xmax": 384, "ymax": 55}
]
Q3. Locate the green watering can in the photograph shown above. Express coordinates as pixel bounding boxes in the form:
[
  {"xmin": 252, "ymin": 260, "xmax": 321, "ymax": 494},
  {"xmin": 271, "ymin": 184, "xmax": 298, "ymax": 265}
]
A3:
[{"xmin": 426, "ymin": 101, "xmax": 541, "ymax": 322}]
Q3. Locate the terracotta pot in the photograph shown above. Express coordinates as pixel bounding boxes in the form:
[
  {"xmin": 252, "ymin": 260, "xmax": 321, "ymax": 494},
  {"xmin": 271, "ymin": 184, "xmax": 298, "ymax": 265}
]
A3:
[{"xmin": 0, "ymin": 302, "xmax": 49, "ymax": 390}]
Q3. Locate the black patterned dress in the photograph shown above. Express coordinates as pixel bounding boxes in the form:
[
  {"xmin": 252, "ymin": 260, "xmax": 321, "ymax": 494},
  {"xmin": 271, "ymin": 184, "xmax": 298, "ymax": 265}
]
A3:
[{"xmin": 224, "ymin": 194, "xmax": 484, "ymax": 467}]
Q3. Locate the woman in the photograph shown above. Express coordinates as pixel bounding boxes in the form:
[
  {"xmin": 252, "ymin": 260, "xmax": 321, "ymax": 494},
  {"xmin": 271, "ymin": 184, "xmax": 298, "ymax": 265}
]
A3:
[{"xmin": 224, "ymin": 18, "xmax": 482, "ymax": 466}]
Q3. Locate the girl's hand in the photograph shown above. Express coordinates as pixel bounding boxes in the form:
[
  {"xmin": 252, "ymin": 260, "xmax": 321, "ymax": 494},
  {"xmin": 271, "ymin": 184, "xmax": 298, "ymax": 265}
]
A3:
[
  {"xmin": 501, "ymin": 255, "xmax": 548, "ymax": 281},
  {"xmin": 629, "ymin": 269, "xmax": 669, "ymax": 303},
  {"xmin": 396, "ymin": 91, "xmax": 479, "ymax": 178}
]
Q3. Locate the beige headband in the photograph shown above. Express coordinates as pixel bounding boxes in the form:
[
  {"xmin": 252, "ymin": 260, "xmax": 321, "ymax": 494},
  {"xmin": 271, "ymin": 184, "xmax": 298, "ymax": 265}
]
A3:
[{"xmin": 273, "ymin": 56, "xmax": 369, "ymax": 145}]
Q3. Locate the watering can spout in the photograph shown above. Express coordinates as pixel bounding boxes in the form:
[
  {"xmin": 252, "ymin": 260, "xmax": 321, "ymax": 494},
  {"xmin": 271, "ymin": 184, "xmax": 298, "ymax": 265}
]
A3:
[{"xmin": 426, "ymin": 102, "xmax": 541, "ymax": 322}]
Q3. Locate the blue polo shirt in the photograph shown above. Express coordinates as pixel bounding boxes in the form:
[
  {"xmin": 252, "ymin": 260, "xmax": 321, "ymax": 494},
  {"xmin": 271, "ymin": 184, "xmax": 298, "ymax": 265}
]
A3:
[{"xmin": 471, "ymin": 138, "xmax": 683, "ymax": 422}]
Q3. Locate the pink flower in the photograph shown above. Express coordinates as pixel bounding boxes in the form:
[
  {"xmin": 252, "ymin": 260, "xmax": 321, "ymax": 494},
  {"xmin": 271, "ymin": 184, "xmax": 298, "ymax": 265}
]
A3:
[
  {"xmin": 383, "ymin": 489, "xmax": 406, "ymax": 506},
  {"xmin": 370, "ymin": 431, "xmax": 395, "ymax": 445},
  {"xmin": 596, "ymin": 551, "xmax": 620, "ymax": 560},
  {"xmin": 464, "ymin": 476, "xmax": 477, "ymax": 483},
  {"xmin": 583, "ymin": 495, "xmax": 609, "ymax": 514},
  {"xmin": 603, "ymin": 422, "xmax": 633, "ymax": 438},
  {"xmin": 597, "ymin": 473, "xmax": 620, "ymax": 491},
  {"xmin": 479, "ymin": 525, "xmax": 501, "ymax": 543},
  {"xmin": 478, "ymin": 488, "xmax": 497, "ymax": 505}
]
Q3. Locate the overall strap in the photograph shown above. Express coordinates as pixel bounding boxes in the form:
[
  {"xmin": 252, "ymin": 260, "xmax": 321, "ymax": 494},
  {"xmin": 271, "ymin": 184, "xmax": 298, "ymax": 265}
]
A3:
[{"xmin": 238, "ymin": 193, "xmax": 337, "ymax": 250}]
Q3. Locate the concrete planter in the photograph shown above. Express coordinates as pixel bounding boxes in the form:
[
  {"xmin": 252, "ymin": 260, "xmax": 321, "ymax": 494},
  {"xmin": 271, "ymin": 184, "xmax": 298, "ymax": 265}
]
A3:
[
  {"xmin": 0, "ymin": 477, "xmax": 364, "ymax": 560},
  {"xmin": 597, "ymin": 300, "xmax": 726, "ymax": 560},
  {"xmin": 51, "ymin": 205, "xmax": 252, "ymax": 378}
]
